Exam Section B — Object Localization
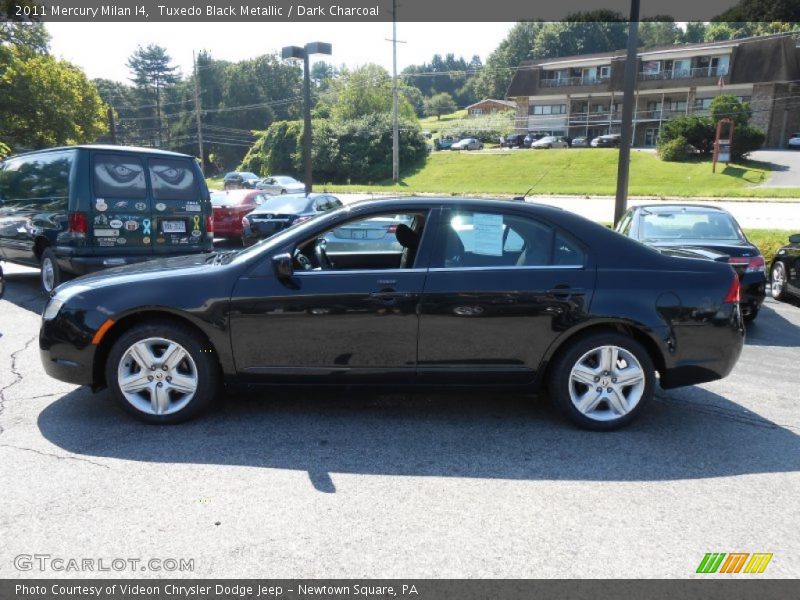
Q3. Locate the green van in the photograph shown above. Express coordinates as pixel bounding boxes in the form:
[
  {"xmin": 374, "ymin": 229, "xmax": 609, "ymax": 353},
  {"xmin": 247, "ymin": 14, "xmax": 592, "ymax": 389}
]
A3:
[{"xmin": 0, "ymin": 145, "xmax": 213, "ymax": 293}]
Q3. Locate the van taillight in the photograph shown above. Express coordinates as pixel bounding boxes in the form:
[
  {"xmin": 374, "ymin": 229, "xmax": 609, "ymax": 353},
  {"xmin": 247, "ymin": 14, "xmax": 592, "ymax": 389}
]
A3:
[
  {"xmin": 723, "ymin": 275, "xmax": 740, "ymax": 304},
  {"xmin": 205, "ymin": 215, "xmax": 214, "ymax": 234},
  {"xmin": 68, "ymin": 212, "xmax": 88, "ymax": 236}
]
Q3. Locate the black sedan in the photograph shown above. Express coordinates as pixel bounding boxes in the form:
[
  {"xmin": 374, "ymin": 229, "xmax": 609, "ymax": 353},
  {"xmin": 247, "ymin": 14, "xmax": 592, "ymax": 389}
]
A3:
[
  {"xmin": 770, "ymin": 232, "xmax": 800, "ymax": 302},
  {"xmin": 616, "ymin": 204, "xmax": 766, "ymax": 322},
  {"xmin": 40, "ymin": 198, "xmax": 744, "ymax": 430},
  {"xmin": 241, "ymin": 193, "xmax": 342, "ymax": 245},
  {"xmin": 222, "ymin": 171, "xmax": 261, "ymax": 190}
]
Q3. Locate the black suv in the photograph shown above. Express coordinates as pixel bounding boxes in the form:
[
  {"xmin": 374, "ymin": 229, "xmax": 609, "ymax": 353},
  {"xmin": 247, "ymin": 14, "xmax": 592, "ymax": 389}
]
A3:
[
  {"xmin": 501, "ymin": 134, "xmax": 526, "ymax": 148},
  {"xmin": 0, "ymin": 145, "xmax": 213, "ymax": 293}
]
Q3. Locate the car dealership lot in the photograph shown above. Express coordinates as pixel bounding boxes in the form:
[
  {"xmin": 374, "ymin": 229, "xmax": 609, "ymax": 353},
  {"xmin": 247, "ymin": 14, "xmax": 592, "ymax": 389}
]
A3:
[{"xmin": 1, "ymin": 262, "xmax": 798, "ymax": 578}]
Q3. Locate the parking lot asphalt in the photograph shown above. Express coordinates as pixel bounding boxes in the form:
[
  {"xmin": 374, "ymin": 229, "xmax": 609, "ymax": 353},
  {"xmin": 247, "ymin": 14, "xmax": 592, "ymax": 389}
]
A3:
[{"xmin": 0, "ymin": 262, "xmax": 799, "ymax": 578}]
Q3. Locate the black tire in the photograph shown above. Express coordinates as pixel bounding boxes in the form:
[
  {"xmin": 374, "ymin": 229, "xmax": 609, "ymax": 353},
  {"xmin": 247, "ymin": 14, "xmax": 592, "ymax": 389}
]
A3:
[
  {"xmin": 743, "ymin": 307, "xmax": 759, "ymax": 323},
  {"xmin": 548, "ymin": 331, "xmax": 655, "ymax": 431},
  {"xmin": 280, "ymin": 189, "xmax": 287, "ymax": 195},
  {"xmin": 105, "ymin": 320, "xmax": 220, "ymax": 424},
  {"xmin": 40, "ymin": 247, "xmax": 62, "ymax": 295},
  {"xmin": 771, "ymin": 261, "xmax": 788, "ymax": 302}
]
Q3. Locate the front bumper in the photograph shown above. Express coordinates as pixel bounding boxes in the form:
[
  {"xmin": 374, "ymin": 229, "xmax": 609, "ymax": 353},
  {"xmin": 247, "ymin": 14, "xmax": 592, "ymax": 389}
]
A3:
[{"xmin": 39, "ymin": 314, "xmax": 98, "ymax": 386}]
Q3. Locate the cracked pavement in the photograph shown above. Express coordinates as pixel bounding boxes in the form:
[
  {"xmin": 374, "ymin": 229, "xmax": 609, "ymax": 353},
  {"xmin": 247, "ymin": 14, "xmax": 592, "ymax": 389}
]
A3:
[{"xmin": 0, "ymin": 262, "xmax": 798, "ymax": 578}]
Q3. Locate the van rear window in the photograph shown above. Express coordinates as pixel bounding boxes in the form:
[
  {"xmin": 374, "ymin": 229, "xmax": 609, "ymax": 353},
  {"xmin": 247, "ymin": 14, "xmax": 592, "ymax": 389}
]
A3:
[
  {"xmin": 149, "ymin": 158, "xmax": 199, "ymax": 201},
  {"xmin": 0, "ymin": 150, "xmax": 74, "ymax": 203},
  {"xmin": 93, "ymin": 154, "xmax": 147, "ymax": 199}
]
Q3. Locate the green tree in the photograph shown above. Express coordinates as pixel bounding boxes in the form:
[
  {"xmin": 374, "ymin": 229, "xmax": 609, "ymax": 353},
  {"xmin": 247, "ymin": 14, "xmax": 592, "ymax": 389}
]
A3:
[
  {"xmin": 471, "ymin": 21, "xmax": 544, "ymax": 100},
  {"xmin": 639, "ymin": 19, "xmax": 682, "ymax": 48},
  {"xmin": 423, "ymin": 92, "xmax": 458, "ymax": 120},
  {"xmin": 328, "ymin": 64, "xmax": 416, "ymax": 122},
  {"xmin": 709, "ymin": 95, "xmax": 751, "ymax": 126},
  {"xmin": 0, "ymin": 47, "xmax": 107, "ymax": 150},
  {"xmin": 682, "ymin": 22, "xmax": 707, "ymax": 43},
  {"xmin": 126, "ymin": 44, "xmax": 180, "ymax": 146},
  {"xmin": 0, "ymin": 21, "xmax": 49, "ymax": 53}
]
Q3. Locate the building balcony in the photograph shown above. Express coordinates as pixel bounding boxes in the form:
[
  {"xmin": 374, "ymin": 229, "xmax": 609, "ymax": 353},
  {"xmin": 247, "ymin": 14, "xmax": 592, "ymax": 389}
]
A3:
[
  {"xmin": 638, "ymin": 66, "xmax": 728, "ymax": 81},
  {"xmin": 540, "ymin": 75, "xmax": 611, "ymax": 88}
]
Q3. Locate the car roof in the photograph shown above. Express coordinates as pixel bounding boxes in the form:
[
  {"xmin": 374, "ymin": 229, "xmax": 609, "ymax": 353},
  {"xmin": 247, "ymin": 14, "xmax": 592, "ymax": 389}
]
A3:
[
  {"xmin": 634, "ymin": 204, "xmax": 728, "ymax": 214},
  {"xmin": 8, "ymin": 144, "xmax": 193, "ymax": 159}
]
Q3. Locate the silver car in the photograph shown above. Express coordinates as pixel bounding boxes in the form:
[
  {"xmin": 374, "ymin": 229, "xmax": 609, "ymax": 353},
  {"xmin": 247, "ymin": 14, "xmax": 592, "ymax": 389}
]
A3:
[
  {"xmin": 450, "ymin": 138, "xmax": 484, "ymax": 151},
  {"xmin": 256, "ymin": 175, "xmax": 305, "ymax": 195},
  {"xmin": 531, "ymin": 136, "xmax": 569, "ymax": 149},
  {"xmin": 322, "ymin": 214, "xmax": 414, "ymax": 255}
]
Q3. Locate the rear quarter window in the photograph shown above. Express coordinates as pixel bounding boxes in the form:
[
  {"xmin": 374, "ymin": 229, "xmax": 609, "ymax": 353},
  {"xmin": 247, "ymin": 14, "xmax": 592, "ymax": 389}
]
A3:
[
  {"xmin": 149, "ymin": 157, "xmax": 199, "ymax": 201},
  {"xmin": 93, "ymin": 154, "xmax": 147, "ymax": 199}
]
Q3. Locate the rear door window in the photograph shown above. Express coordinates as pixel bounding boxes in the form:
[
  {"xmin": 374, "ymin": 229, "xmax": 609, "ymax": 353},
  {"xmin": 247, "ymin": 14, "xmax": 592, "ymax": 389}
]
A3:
[
  {"xmin": 93, "ymin": 154, "xmax": 147, "ymax": 199},
  {"xmin": 148, "ymin": 158, "xmax": 199, "ymax": 201}
]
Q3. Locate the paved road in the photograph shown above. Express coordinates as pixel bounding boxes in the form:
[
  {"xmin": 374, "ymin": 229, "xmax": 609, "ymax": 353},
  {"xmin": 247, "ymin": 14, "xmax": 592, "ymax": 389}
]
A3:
[
  {"xmin": 0, "ymin": 262, "xmax": 798, "ymax": 578},
  {"xmin": 752, "ymin": 149, "xmax": 800, "ymax": 188}
]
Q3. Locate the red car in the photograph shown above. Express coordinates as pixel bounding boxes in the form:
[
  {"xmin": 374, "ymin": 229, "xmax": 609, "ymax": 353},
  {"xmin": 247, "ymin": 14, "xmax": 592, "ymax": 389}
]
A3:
[{"xmin": 211, "ymin": 190, "xmax": 267, "ymax": 240}]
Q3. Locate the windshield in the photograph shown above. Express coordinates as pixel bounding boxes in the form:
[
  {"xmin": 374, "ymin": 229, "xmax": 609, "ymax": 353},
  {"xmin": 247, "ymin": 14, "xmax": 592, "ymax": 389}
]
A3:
[
  {"xmin": 255, "ymin": 195, "xmax": 310, "ymax": 214},
  {"xmin": 274, "ymin": 176, "xmax": 297, "ymax": 184},
  {"xmin": 640, "ymin": 210, "xmax": 744, "ymax": 241},
  {"xmin": 539, "ymin": 137, "xmax": 556, "ymax": 142}
]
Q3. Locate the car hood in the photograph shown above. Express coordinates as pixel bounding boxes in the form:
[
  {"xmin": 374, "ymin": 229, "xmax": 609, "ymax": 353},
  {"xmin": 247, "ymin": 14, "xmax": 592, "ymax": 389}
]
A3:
[
  {"xmin": 645, "ymin": 239, "xmax": 759, "ymax": 258},
  {"xmin": 58, "ymin": 253, "xmax": 221, "ymax": 291}
]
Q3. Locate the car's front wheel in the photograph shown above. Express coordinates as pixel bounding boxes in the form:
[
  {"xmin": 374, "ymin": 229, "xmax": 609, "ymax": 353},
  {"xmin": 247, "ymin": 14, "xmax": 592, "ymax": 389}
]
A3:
[
  {"xmin": 771, "ymin": 261, "xmax": 788, "ymax": 301},
  {"xmin": 549, "ymin": 332, "xmax": 655, "ymax": 431},
  {"xmin": 105, "ymin": 321, "xmax": 220, "ymax": 424}
]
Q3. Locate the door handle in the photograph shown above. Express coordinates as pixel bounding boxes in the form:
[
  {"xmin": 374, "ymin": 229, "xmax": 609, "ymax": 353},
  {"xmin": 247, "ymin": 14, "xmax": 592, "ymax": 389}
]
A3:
[
  {"xmin": 547, "ymin": 285, "xmax": 584, "ymax": 299},
  {"xmin": 370, "ymin": 289, "xmax": 411, "ymax": 305}
]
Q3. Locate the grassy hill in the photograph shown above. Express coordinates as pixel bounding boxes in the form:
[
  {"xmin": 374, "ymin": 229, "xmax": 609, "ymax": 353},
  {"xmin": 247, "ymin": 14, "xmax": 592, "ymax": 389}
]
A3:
[{"xmin": 322, "ymin": 148, "xmax": 800, "ymax": 198}]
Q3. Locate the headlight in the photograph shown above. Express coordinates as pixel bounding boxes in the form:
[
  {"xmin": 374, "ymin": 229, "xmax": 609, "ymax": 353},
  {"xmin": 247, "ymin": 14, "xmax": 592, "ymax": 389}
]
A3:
[{"xmin": 42, "ymin": 285, "xmax": 92, "ymax": 320}]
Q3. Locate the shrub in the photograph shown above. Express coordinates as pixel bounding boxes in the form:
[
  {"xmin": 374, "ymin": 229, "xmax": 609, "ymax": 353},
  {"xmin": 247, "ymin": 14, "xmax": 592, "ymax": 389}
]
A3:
[
  {"xmin": 732, "ymin": 124, "xmax": 765, "ymax": 160},
  {"xmin": 659, "ymin": 115, "xmax": 715, "ymax": 155},
  {"xmin": 239, "ymin": 114, "xmax": 429, "ymax": 183},
  {"xmin": 657, "ymin": 136, "xmax": 692, "ymax": 162},
  {"xmin": 440, "ymin": 112, "xmax": 515, "ymax": 143}
]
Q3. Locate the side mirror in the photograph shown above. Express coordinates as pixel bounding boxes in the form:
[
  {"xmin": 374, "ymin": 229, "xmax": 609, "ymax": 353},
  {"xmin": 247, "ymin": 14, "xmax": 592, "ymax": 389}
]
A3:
[
  {"xmin": 789, "ymin": 234, "xmax": 800, "ymax": 244},
  {"xmin": 272, "ymin": 252, "xmax": 294, "ymax": 281}
]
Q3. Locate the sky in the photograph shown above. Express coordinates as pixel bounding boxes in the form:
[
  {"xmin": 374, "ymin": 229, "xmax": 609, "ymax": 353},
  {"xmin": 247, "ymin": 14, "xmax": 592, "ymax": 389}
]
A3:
[{"xmin": 47, "ymin": 22, "xmax": 514, "ymax": 82}]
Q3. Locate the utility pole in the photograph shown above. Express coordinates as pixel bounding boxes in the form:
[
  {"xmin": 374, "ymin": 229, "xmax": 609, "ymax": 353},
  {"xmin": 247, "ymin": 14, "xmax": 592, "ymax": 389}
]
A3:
[
  {"xmin": 193, "ymin": 50, "xmax": 205, "ymax": 175},
  {"xmin": 107, "ymin": 107, "xmax": 117, "ymax": 144},
  {"xmin": 391, "ymin": 0, "xmax": 399, "ymax": 183},
  {"xmin": 613, "ymin": 0, "xmax": 640, "ymax": 226}
]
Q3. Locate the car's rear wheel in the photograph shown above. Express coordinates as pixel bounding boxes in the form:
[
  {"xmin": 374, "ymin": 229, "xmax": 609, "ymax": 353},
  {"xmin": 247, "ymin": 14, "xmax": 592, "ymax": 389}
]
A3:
[
  {"xmin": 771, "ymin": 261, "xmax": 788, "ymax": 301},
  {"xmin": 40, "ymin": 247, "xmax": 62, "ymax": 294},
  {"xmin": 549, "ymin": 332, "xmax": 655, "ymax": 431},
  {"xmin": 105, "ymin": 321, "xmax": 219, "ymax": 424},
  {"xmin": 280, "ymin": 189, "xmax": 287, "ymax": 195}
]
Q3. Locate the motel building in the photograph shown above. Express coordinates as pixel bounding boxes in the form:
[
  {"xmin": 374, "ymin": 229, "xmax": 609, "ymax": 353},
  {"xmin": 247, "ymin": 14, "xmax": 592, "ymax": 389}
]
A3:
[{"xmin": 505, "ymin": 33, "xmax": 800, "ymax": 148}]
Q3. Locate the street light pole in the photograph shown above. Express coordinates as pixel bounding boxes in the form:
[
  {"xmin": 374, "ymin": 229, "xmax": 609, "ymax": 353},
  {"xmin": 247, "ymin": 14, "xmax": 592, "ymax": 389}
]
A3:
[
  {"xmin": 613, "ymin": 0, "xmax": 640, "ymax": 226},
  {"xmin": 282, "ymin": 42, "xmax": 332, "ymax": 196},
  {"xmin": 303, "ymin": 51, "xmax": 312, "ymax": 195}
]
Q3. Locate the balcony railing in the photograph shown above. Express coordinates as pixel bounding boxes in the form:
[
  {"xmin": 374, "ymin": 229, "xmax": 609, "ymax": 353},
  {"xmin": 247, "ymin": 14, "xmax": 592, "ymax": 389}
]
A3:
[
  {"xmin": 638, "ymin": 66, "xmax": 728, "ymax": 81},
  {"xmin": 540, "ymin": 75, "xmax": 610, "ymax": 88}
]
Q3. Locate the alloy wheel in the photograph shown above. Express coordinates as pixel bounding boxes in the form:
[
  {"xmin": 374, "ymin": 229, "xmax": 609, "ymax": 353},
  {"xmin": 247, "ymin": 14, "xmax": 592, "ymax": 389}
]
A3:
[
  {"xmin": 568, "ymin": 345, "xmax": 646, "ymax": 422},
  {"xmin": 41, "ymin": 257, "xmax": 55, "ymax": 293},
  {"xmin": 117, "ymin": 337, "xmax": 198, "ymax": 416},
  {"xmin": 771, "ymin": 262, "xmax": 786, "ymax": 299}
]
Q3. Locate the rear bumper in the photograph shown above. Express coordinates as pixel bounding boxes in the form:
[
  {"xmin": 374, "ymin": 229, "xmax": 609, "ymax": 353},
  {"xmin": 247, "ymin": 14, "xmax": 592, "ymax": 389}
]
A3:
[
  {"xmin": 57, "ymin": 250, "xmax": 212, "ymax": 276},
  {"xmin": 660, "ymin": 303, "xmax": 745, "ymax": 389}
]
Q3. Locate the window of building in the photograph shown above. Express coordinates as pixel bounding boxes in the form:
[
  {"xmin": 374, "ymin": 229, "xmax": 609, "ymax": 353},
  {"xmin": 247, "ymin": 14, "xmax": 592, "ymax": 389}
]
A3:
[
  {"xmin": 532, "ymin": 104, "xmax": 567, "ymax": 115},
  {"xmin": 599, "ymin": 66, "xmax": 611, "ymax": 78}
]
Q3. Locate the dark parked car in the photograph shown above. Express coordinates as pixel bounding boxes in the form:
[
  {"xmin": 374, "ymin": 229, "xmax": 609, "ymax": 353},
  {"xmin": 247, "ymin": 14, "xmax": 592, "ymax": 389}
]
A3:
[
  {"xmin": 211, "ymin": 190, "xmax": 267, "ymax": 241},
  {"xmin": 241, "ymin": 193, "xmax": 342, "ymax": 245},
  {"xmin": 616, "ymin": 204, "xmax": 766, "ymax": 321},
  {"xmin": 770, "ymin": 232, "xmax": 800, "ymax": 302},
  {"xmin": 0, "ymin": 145, "xmax": 213, "ymax": 293},
  {"xmin": 501, "ymin": 134, "xmax": 526, "ymax": 149},
  {"xmin": 435, "ymin": 136, "xmax": 457, "ymax": 151},
  {"xmin": 223, "ymin": 171, "xmax": 260, "ymax": 190},
  {"xmin": 40, "ymin": 197, "xmax": 744, "ymax": 430},
  {"xmin": 590, "ymin": 134, "xmax": 621, "ymax": 148}
]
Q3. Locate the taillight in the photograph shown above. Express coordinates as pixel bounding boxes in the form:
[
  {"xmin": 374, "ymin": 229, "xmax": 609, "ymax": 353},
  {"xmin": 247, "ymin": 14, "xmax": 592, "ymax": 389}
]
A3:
[
  {"xmin": 205, "ymin": 215, "xmax": 214, "ymax": 234},
  {"xmin": 723, "ymin": 275, "xmax": 740, "ymax": 304},
  {"xmin": 242, "ymin": 216, "xmax": 249, "ymax": 227},
  {"xmin": 729, "ymin": 256, "xmax": 765, "ymax": 273},
  {"xmin": 68, "ymin": 212, "xmax": 88, "ymax": 237},
  {"xmin": 387, "ymin": 224, "xmax": 398, "ymax": 233}
]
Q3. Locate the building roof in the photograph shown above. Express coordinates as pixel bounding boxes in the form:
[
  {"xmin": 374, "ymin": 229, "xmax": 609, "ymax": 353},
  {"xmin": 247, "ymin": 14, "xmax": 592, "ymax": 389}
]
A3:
[{"xmin": 465, "ymin": 98, "xmax": 516, "ymax": 109}]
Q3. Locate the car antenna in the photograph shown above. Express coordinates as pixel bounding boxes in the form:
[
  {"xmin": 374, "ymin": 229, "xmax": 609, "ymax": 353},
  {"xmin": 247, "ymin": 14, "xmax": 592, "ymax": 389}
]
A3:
[{"xmin": 513, "ymin": 171, "xmax": 548, "ymax": 201}]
